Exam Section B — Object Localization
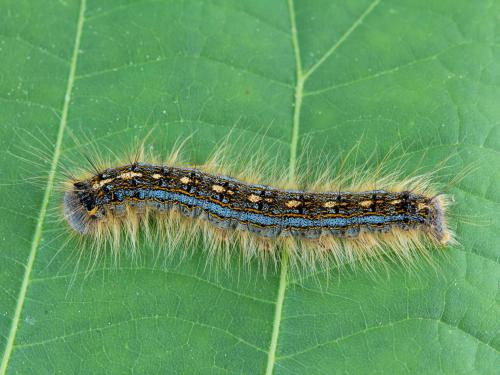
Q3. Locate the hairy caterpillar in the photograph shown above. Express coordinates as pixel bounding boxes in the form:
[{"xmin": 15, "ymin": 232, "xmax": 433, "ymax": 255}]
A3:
[{"xmin": 59, "ymin": 139, "xmax": 455, "ymax": 273}]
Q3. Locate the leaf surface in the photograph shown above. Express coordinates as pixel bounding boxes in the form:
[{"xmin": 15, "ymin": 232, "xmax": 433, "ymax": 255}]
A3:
[{"xmin": 0, "ymin": 0, "xmax": 499, "ymax": 374}]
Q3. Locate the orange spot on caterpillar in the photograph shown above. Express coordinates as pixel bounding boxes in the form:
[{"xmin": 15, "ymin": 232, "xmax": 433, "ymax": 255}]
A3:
[
  {"xmin": 358, "ymin": 200, "xmax": 373, "ymax": 208},
  {"xmin": 323, "ymin": 201, "xmax": 337, "ymax": 208},
  {"xmin": 179, "ymin": 176, "xmax": 191, "ymax": 184},
  {"xmin": 417, "ymin": 202, "xmax": 429, "ymax": 210},
  {"xmin": 285, "ymin": 200, "xmax": 301, "ymax": 208},
  {"xmin": 247, "ymin": 194, "xmax": 262, "ymax": 203},
  {"xmin": 87, "ymin": 207, "xmax": 99, "ymax": 216},
  {"xmin": 120, "ymin": 172, "xmax": 142, "ymax": 179},
  {"xmin": 92, "ymin": 178, "xmax": 113, "ymax": 190},
  {"xmin": 212, "ymin": 184, "xmax": 225, "ymax": 193}
]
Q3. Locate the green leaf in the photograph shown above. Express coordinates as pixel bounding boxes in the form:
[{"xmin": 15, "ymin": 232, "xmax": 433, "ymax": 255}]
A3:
[{"xmin": 1, "ymin": 0, "xmax": 499, "ymax": 374}]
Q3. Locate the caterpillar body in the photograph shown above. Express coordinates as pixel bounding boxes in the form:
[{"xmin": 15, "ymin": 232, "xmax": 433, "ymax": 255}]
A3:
[
  {"xmin": 65, "ymin": 163, "xmax": 448, "ymax": 242},
  {"xmin": 62, "ymin": 148, "xmax": 453, "ymax": 271}
]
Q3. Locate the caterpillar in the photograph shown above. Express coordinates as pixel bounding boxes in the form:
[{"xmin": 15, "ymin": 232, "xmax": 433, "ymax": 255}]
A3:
[{"xmin": 60, "ymin": 140, "xmax": 455, "ymax": 273}]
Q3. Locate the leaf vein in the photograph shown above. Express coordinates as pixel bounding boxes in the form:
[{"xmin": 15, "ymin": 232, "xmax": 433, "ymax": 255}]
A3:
[
  {"xmin": 264, "ymin": 0, "xmax": 303, "ymax": 373},
  {"xmin": 14, "ymin": 314, "xmax": 268, "ymax": 355},
  {"xmin": 76, "ymin": 54, "xmax": 292, "ymax": 88},
  {"xmin": 31, "ymin": 267, "xmax": 276, "ymax": 305},
  {"xmin": 0, "ymin": 1, "xmax": 86, "ymax": 373},
  {"xmin": 303, "ymin": 0, "xmax": 381, "ymax": 80},
  {"xmin": 0, "ymin": 34, "xmax": 69, "ymax": 65},
  {"xmin": 277, "ymin": 317, "xmax": 499, "ymax": 361}
]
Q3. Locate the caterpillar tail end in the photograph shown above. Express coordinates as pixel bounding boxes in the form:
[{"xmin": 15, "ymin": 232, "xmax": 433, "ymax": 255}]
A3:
[{"xmin": 430, "ymin": 194, "xmax": 455, "ymax": 246}]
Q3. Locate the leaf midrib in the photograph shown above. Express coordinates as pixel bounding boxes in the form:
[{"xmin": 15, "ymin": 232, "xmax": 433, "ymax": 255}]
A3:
[
  {"xmin": 264, "ymin": 0, "xmax": 381, "ymax": 373},
  {"xmin": 0, "ymin": 1, "xmax": 87, "ymax": 373}
]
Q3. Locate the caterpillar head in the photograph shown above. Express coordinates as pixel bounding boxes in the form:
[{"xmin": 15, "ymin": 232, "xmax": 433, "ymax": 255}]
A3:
[{"xmin": 64, "ymin": 180, "xmax": 105, "ymax": 234}]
